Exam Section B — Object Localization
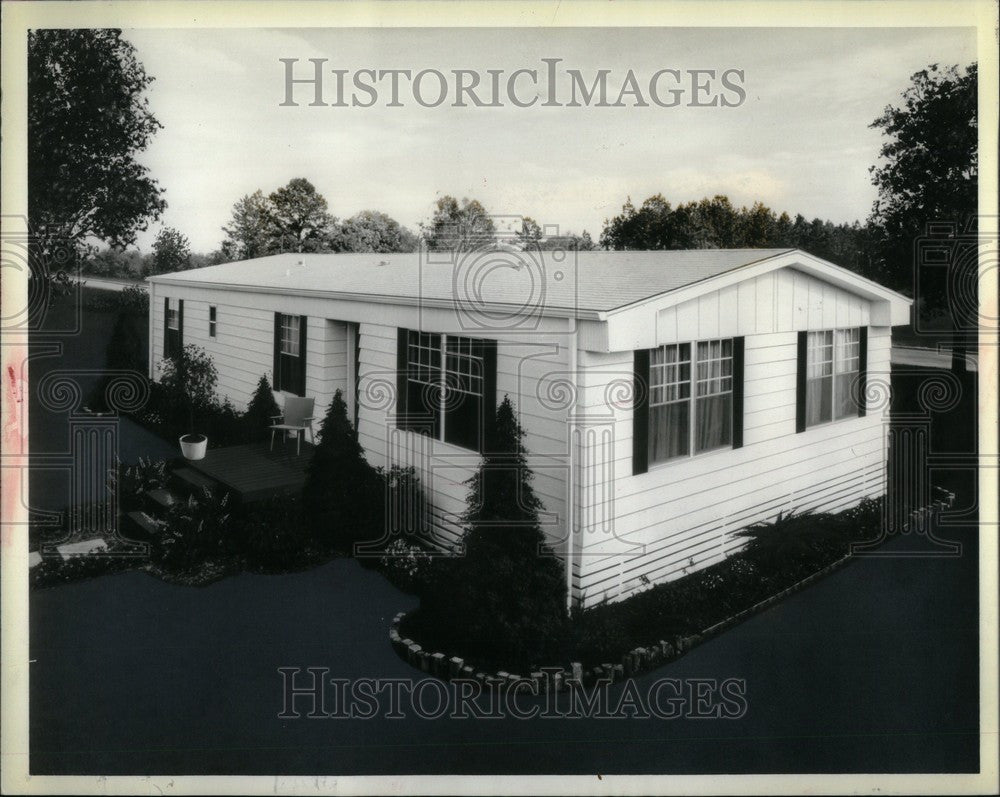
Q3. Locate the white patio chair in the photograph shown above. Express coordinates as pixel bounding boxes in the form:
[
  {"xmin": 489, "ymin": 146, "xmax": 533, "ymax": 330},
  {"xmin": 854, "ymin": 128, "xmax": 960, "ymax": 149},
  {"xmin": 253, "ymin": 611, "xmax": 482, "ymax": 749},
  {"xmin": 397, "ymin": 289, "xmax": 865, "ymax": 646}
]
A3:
[{"xmin": 269, "ymin": 396, "xmax": 316, "ymax": 455}]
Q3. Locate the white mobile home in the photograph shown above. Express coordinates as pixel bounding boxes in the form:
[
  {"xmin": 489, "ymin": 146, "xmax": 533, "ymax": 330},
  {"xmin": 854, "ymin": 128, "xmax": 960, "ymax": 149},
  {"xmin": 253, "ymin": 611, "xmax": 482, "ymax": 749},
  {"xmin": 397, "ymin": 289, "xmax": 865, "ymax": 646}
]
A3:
[{"xmin": 147, "ymin": 248, "xmax": 911, "ymax": 607}]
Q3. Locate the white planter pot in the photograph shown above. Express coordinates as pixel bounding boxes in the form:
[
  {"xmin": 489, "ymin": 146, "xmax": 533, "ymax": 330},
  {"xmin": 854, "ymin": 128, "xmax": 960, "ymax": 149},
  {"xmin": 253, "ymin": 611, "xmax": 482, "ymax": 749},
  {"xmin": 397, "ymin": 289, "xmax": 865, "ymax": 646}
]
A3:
[{"xmin": 179, "ymin": 434, "xmax": 208, "ymax": 461}]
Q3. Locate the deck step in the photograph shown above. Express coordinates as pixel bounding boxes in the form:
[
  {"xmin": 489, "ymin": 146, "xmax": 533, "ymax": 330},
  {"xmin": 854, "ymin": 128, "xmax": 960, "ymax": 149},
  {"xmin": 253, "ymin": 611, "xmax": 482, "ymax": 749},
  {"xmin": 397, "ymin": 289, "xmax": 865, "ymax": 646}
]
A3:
[
  {"xmin": 56, "ymin": 538, "xmax": 107, "ymax": 560},
  {"xmin": 172, "ymin": 466, "xmax": 219, "ymax": 494},
  {"xmin": 125, "ymin": 510, "xmax": 163, "ymax": 540},
  {"xmin": 146, "ymin": 488, "xmax": 181, "ymax": 513}
]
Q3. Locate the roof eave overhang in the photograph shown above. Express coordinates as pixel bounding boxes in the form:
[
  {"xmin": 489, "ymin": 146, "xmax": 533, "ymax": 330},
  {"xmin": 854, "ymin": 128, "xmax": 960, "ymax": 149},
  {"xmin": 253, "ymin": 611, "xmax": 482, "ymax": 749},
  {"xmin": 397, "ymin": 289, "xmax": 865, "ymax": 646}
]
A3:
[{"xmin": 145, "ymin": 276, "xmax": 608, "ymax": 321}]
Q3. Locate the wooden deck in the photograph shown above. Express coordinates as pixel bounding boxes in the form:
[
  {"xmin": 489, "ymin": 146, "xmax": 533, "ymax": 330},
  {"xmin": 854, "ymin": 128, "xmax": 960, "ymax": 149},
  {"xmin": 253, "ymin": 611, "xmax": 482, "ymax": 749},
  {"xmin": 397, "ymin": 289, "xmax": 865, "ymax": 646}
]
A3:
[{"xmin": 183, "ymin": 440, "xmax": 315, "ymax": 503}]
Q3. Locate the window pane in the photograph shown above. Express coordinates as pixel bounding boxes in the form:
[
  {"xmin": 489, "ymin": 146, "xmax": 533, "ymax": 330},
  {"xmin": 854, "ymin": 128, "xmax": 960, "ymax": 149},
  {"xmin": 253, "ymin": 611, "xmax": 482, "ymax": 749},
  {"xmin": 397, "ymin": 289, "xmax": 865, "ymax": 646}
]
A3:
[
  {"xmin": 443, "ymin": 335, "xmax": 485, "ymax": 451},
  {"xmin": 445, "ymin": 336, "xmax": 483, "ymax": 397},
  {"xmin": 443, "ymin": 390, "xmax": 482, "ymax": 450},
  {"xmin": 695, "ymin": 393, "xmax": 732, "ymax": 452},
  {"xmin": 806, "ymin": 375, "xmax": 832, "ymax": 425},
  {"xmin": 807, "ymin": 330, "xmax": 833, "ymax": 378},
  {"xmin": 835, "ymin": 328, "xmax": 860, "ymax": 374},
  {"xmin": 696, "ymin": 338, "xmax": 733, "ymax": 397},
  {"xmin": 650, "ymin": 343, "xmax": 690, "ymax": 404},
  {"xmin": 833, "ymin": 372, "xmax": 857, "ymax": 420},
  {"xmin": 280, "ymin": 315, "xmax": 300, "ymax": 356},
  {"xmin": 650, "ymin": 401, "xmax": 689, "ymax": 463}
]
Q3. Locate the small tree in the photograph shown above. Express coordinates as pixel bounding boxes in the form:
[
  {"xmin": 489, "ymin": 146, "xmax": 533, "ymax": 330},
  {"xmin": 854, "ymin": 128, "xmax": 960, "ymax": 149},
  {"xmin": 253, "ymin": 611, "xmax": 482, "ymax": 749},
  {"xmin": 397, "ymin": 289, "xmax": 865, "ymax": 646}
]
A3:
[
  {"xmin": 159, "ymin": 345, "xmax": 218, "ymax": 437},
  {"xmin": 88, "ymin": 309, "xmax": 147, "ymax": 411},
  {"xmin": 423, "ymin": 396, "xmax": 567, "ymax": 668},
  {"xmin": 243, "ymin": 375, "xmax": 281, "ymax": 442},
  {"xmin": 302, "ymin": 390, "xmax": 380, "ymax": 551}
]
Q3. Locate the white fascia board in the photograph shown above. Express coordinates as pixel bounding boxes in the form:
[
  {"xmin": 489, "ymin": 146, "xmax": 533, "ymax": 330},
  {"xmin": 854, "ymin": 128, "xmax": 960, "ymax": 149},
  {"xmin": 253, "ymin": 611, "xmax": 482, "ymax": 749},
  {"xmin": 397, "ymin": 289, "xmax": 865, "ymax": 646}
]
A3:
[{"xmin": 144, "ymin": 277, "xmax": 605, "ymax": 321}]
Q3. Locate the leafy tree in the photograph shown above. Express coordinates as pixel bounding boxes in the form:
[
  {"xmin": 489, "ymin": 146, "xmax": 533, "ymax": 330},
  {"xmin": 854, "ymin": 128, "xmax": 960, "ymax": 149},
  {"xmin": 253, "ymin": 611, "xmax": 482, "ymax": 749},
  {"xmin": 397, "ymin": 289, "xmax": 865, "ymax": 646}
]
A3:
[
  {"xmin": 151, "ymin": 226, "xmax": 191, "ymax": 274},
  {"xmin": 422, "ymin": 396, "xmax": 568, "ymax": 668},
  {"xmin": 243, "ymin": 375, "xmax": 281, "ymax": 442},
  {"xmin": 868, "ymin": 62, "xmax": 977, "ymax": 371},
  {"xmin": 158, "ymin": 345, "xmax": 219, "ymax": 435},
  {"xmin": 302, "ymin": 390, "xmax": 380, "ymax": 551},
  {"xmin": 220, "ymin": 190, "xmax": 274, "ymax": 261},
  {"xmin": 28, "ymin": 29, "xmax": 166, "ymax": 261},
  {"xmin": 333, "ymin": 210, "xmax": 419, "ymax": 253},
  {"xmin": 598, "ymin": 192, "xmax": 878, "ymax": 279},
  {"xmin": 515, "ymin": 217, "xmax": 544, "ymax": 250},
  {"xmin": 268, "ymin": 178, "xmax": 336, "ymax": 253},
  {"xmin": 422, "ymin": 196, "xmax": 497, "ymax": 252}
]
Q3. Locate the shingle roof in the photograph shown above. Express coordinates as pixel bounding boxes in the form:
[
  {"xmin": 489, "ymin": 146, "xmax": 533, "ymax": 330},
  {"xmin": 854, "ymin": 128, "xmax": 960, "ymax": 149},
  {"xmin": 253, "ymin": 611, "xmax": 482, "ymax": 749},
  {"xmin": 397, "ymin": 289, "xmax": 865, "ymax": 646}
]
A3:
[{"xmin": 150, "ymin": 249, "xmax": 797, "ymax": 316}]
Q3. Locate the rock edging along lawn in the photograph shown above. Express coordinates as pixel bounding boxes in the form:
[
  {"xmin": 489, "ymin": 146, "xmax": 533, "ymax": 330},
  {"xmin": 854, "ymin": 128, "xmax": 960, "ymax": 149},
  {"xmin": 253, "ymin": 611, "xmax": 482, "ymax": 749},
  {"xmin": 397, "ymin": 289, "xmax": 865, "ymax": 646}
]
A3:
[{"xmin": 388, "ymin": 552, "xmax": 856, "ymax": 687}]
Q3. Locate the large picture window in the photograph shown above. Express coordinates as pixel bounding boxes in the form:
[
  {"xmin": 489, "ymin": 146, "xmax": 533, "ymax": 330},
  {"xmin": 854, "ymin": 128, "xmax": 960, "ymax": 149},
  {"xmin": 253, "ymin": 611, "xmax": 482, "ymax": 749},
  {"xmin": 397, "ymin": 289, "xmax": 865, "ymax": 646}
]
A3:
[
  {"xmin": 396, "ymin": 329, "xmax": 497, "ymax": 453},
  {"xmin": 647, "ymin": 338, "xmax": 735, "ymax": 466},
  {"xmin": 804, "ymin": 328, "xmax": 860, "ymax": 427},
  {"xmin": 273, "ymin": 313, "xmax": 307, "ymax": 396}
]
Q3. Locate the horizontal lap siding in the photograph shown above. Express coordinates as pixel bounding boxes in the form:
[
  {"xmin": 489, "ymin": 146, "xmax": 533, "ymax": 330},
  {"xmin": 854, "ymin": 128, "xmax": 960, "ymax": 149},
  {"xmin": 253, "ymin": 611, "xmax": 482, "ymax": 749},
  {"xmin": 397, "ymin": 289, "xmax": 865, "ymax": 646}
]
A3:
[
  {"xmin": 151, "ymin": 287, "xmax": 348, "ymax": 414},
  {"xmin": 576, "ymin": 312, "xmax": 890, "ymax": 607},
  {"xmin": 357, "ymin": 322, "xmax": 570, "ymax": 553}
]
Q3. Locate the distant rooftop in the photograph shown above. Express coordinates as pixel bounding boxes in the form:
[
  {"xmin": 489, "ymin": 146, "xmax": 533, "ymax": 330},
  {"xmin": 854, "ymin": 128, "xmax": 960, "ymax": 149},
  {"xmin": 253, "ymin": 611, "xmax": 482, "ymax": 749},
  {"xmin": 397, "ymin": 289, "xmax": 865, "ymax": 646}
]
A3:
[{"xmin": 150, "ymin": 248, "xmax": 803, "ymax": 316}]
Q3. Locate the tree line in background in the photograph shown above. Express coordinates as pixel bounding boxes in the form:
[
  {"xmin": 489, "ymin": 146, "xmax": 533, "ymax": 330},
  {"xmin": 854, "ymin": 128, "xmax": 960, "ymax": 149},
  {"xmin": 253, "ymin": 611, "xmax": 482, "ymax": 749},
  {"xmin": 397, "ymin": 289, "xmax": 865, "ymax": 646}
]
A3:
[{"xmin": 31, "ymin": 29, "xmax": 975, "ymax": 307}]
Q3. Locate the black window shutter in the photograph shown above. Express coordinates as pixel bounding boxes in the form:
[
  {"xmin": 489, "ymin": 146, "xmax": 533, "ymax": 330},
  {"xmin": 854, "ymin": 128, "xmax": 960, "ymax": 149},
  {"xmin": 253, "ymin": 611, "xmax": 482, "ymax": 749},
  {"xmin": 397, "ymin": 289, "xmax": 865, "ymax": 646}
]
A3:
[
  {"xmin": 177, "ymin": 300, "xmax": 184, "ymax": 352},
  {"xmin": 480, "ymin": 338, "xmax": 498, "ymax": 453},
  {"xmin": 732, "ymin": 336, "xmax": 745, "ymax": 449},
  {"xmin": 163, "ymin": 297, "xmax": 170, "ymax": 359},
  {"xmin": 273, "ymin": 313, "xmax": 282, "ymax": 390},
  {"xmin": 632, "ymin": 349, "xmax": 650, "ymax": 476},
  {"xmin": 795, "ymin": 330, "xmax": 808, "ymax": 433},
  {"xmin": 396, "ymin": 328, "xmax": 409, "ymax": 428},
  {"xmin": 857, "ymin": 326, "xmax": 868, "ymax": 417},
  {"xmin": 297, "ymin": 316, "xmax": 308, "ymax": 396}
]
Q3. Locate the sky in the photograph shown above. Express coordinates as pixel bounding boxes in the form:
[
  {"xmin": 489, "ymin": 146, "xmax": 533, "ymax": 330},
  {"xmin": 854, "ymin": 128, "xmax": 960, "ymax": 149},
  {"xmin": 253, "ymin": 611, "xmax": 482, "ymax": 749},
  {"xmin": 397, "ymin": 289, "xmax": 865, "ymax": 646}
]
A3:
[{"xmin": 123, "ymin": 26, "xmax": 977, "ymax": 253}]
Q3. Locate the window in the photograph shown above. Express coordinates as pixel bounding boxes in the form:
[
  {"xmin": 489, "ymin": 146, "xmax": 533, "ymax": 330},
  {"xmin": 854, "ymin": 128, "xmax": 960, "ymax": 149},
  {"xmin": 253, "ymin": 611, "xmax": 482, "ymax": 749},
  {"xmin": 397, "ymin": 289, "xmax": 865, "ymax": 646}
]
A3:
[
  {"xmin": 273, "ymin": 313, "xmax": 307, "ymax": 395},
  {"xmin": 163, "ymin": 298, "xmax": 183, "ymax": 359},
  {"xmin": 804, "ymin": 328, "xmax": 860, "ymax": 427},
  {"xmin": 397, "ymin": 329, "xmax": 497, "ymax": 453},
  {"xmin": 209, "ymin": 306, "xmax": 217, "ymax": 338},
  {"xmin": 647, "ymin": 338, "xmax": 734, "ymax": 465}
]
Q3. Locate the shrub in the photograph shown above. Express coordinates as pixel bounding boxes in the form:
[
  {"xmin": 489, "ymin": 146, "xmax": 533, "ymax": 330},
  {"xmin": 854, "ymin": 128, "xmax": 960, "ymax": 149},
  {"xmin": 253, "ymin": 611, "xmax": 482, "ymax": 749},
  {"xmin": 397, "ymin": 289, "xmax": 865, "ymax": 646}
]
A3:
[
  {"xmin": 152, "ymin": 487, "xmax": 232, "ymax": 571},
  {"xmin": 302, "ymin": 390, "xmax": 381, "ymax": 552},
  {"xmin": 376, "ymin": 538, "xmax": 436, "ymax": 594},
  {"xmin": 377, "ymin": 464, "xmax": 431, "ymax": 542},
  {"xmin": 243, "ymin": 375, "xmax": 280, "ymax": 443},
  {"xmin": 733, "ymin": 509, "xmax": 858, "ymax": 575},
  {"xmin": 111, "ymin": 456, "xmax": 168, "ymax": 512},
  {"xmin": 119, "ymin": 283, "xmax": 150, "ymax": 313},
  {"xmin": 418, "ymin": 395, "xmax": 568, "ymax": 670}
]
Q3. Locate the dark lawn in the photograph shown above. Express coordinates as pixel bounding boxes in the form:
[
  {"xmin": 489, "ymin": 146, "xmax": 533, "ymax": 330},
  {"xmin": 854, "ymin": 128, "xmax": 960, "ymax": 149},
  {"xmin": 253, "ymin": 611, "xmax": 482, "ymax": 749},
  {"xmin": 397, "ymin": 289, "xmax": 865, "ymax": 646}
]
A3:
[{"xmin": 29, "ymin": 521, "xmax": 978, "ymax": 776}]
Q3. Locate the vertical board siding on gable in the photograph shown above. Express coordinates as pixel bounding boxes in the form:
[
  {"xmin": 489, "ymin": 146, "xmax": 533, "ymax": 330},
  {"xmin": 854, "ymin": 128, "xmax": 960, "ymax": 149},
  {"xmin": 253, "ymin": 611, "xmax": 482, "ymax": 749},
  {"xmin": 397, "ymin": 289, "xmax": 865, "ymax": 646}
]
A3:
[{"xmin": 356, "ymin": 322, "xmax": 572, "ymax": 554}]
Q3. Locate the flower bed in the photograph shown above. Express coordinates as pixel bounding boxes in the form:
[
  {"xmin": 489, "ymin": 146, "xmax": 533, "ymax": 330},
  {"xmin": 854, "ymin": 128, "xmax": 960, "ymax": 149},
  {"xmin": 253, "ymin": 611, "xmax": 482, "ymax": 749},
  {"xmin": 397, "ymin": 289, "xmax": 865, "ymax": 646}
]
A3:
[{"xmin": 396, "ymin": 498, "xmax": 891, "ymax": 678}]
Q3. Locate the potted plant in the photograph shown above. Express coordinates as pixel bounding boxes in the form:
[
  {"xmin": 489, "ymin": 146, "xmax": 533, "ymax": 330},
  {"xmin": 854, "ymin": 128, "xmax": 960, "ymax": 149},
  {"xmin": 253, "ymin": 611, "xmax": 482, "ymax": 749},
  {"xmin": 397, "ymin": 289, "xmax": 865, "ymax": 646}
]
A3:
[{"xmin": 160, "ymin": 345, "xmax": 218, "ymax": 460}]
